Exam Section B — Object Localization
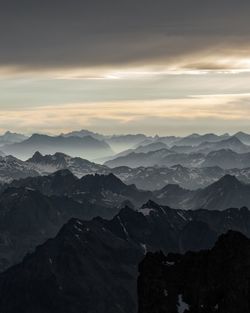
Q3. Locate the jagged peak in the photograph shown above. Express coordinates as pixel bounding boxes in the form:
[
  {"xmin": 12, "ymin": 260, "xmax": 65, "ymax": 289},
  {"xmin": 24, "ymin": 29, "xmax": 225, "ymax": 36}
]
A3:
[{"xmin": 215, "ymin": 174, "xmax": 242, "ymax": 186}]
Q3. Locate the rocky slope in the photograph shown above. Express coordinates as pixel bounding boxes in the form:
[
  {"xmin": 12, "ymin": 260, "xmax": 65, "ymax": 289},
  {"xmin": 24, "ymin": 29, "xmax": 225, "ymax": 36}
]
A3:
[
  {"xmin": 138, "ymin": 230, "xmax": 250, "ymax": 313},
  {"xmin": 1, "ymin": 203, "xmax": 250, "ymax": 312}
]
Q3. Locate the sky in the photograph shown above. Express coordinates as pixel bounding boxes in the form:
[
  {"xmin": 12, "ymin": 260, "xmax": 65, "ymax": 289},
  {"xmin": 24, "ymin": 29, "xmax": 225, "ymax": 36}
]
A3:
[{"xmin": 1, "ymin": 0, "xmax": 250, "ymax": 135}]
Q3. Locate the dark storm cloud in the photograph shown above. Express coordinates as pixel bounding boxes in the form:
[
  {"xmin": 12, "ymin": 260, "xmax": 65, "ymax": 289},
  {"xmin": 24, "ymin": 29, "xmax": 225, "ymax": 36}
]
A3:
[{"xmin": 1, "ymin": 0, "xmax": 250, "ymax": 69}]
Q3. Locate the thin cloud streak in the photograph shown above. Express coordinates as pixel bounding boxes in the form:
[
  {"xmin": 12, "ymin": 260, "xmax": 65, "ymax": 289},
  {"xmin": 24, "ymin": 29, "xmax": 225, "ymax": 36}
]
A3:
[{"xmin": 1, "ymin": 94, "xmax": 250, "ymax": 135}]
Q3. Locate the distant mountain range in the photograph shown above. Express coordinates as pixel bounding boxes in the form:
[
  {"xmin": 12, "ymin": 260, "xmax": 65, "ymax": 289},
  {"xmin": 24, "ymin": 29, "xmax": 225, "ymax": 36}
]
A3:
[
  {"xmin": 2, "ymin": 129, "xmax": 250, "ymax": 160},
  {"xmin": 105, "ymin": 147, "xmax": 250, "ymax": 169},
  {"xmin": 2, "ymin": 134, "xmax": 113, "ymax": 160},
  {"xmin": 0, "ymin": 131, "xmax": 27, "ymax": 147},
  {"xmin": 23, "ymin": 152, "xmax": 250, "ymax": 190},
  {"xmin": 138, "ymin": 231, "xmax": 250, "ymax": 313},
  {"xmin": 3, "ymin": 151, "xmax": 250, "ymax": 193},
  {"xmin": 1, "ymin": 203, "xmax": 250, "ymax": 313},
  {"xmin": 4, "ymin": 165, "xmax": 250, "ymax": 211},
  {"xmin": 154, "ymin": 174, "xmax": 250, "ymax": 210}
]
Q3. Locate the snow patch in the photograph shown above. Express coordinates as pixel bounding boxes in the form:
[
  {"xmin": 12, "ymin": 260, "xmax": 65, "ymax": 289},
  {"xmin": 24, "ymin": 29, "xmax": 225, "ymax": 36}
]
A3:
[
  {"xmin": 139, "ymin": 208, "xmax": 155, "ymax": 216},
  {"xmin": 177, "ymin": 294, "xmax": 189, "ymax": 313},
  {"xmin": 140, "ymin": 243, "xmax": 147, "ymax": 255}
]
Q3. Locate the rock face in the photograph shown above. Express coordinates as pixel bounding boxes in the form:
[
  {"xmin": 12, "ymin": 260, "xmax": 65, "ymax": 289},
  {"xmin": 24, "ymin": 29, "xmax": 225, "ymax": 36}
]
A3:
[
  {"xmin": 0, "ymin": 186, "xmax": 114, "ymax": 272},
  {"xmin": 0, "ymin": 217, "xmax": 143, "ymax": 313},
  {"xmin": 138, "ymin": 230, "xmax": 250, "ymax": 313}
]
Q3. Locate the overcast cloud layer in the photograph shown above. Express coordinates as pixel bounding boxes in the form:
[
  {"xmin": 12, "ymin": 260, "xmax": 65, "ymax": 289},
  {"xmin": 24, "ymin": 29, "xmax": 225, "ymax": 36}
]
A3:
[{"xmin": 1, "ymin": 0, "xmax": 250, "ymax": 135}]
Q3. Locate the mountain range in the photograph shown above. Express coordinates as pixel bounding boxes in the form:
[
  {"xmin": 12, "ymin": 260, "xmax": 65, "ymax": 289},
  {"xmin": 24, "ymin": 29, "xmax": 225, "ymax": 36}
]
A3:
[
  {"xmin": 2, "ymin": 134, "xmax": 113, "ymax": 160},
  {"xmin": 3, "ymin": 160, "xmax": 250, "ymax": 211},
  {"xmin": 2, "ymin": 130, "xmax": 250, "ymax": 161},
  {"xmin": 15, "ymin": 151, "xmax": 250, "ymax": 190},
  {"xmin": 105, "ymin": 147, "xmax": 250, "ymax": 169},
  {"xmin": 154, "ymin": 174, "xmax": 250, "ymax": 211}
]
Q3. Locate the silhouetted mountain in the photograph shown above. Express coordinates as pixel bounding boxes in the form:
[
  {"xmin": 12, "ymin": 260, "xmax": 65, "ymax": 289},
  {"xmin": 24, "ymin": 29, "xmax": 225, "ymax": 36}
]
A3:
[
  {"xmin": 1, "ymin": 204, "xmax": 250, "ymax": 313},
  {"xmin": 187, "ymin": 174, "xmax": 250, "ymax": 210},
  {"xmin": 138, "ymin": 231, "xmax": 250, "ymax": 313},
  {"xmin": 105, "ymin": 149, "xmax": 176, "ymax": 168},
  {"xmin": 175, "ymin": 133, "xmax": 230, "ymax": 146},
  {"xmin": 154, "ymin": 175, "xmax": 250, "ymax": 210},
  {"xmin": 195, "ymin": 136, "xmax": 250, "ymax": 154},
  {"xmin": 27, "ymin": 151, "xmax": 108, "ymax": 176},
  {"xmin": 2, "ymin": 134, "xmax": 113, "ymax": 160},
  {"xmin": 234, "ymin": 131, "xmax": 250, "ymax": 145},
  {"xmin": 154, "ymin": 184, "xmax": 194, "ymax": 208},
  {"xmin": 0, "ymin": 131, "xmax": 27, "ymax": 146},
  {"xmin": 137, "ymin": 135, "xmax": 180, "ymax": 148},
  {"xmin": 106, "ymin": 134, "xmax": 148, "ymax": 153},
  {"xmin": 109, "ymin": 142, "xmax": 169, "ymax": 160},
  {"xmin": 106, "ymin": 147, "xmax": 250, "ymax": 169},
  {"xmin": 111, "ymin": 165, "xmax": 225, "ymax": 190},
  {"xmin": 6, "ymin": 171, "xmax": 152, "ymax": 208},
  {"xmin": 203, "ymin": 149, "xmax": 250, "ymax": 168},
  {"xmin": 62, "ymin": 129, "xmax": 106, "ymax": 141},
  {"xmin": 3, "ymin": 150, "xmax": 250, "ymax": 189}
]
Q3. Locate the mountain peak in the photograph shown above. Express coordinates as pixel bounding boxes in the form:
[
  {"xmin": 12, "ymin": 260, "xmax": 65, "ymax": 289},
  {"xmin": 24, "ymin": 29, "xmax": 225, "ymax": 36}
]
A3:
[
  {"xmin": 217, "ymin": 174, "xmax": 242, "ymax": 186},
  {"xmin": 29, "ymin": 151, "xmax": 43, "ymax": 161}
]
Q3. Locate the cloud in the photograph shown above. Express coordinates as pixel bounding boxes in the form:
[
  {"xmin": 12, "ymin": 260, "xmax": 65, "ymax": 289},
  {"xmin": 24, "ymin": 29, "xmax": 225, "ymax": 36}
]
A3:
[
  {"xmin": 1, "ymin": 93, "xmax": 250, "ymax": 135},
  {"xmin": 1, "ymin": 0, "xmax": 250, "ymax": 73}
]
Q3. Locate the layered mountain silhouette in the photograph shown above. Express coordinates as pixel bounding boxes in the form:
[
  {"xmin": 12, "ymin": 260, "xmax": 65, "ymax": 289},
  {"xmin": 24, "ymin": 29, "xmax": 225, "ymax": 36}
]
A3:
[
  {"xmin": 106, "ymin": 148, "xmax": 250, "ymax": 169},
  {"xmin": 1, "ymin": 203, "xmax": 250, "ymax": 312},
  {"xmin": 4, "ymin": 169, "xmax": 250, "ymax": 211},
  {"xmin": 138, "ymin": 231, "xmax": 250, "ymax": 313},
  {"xmin": 194, "ymin": 136, "xmax": 250, "ymax": 154},
  {"xmin": 155, "ymin": 174, "xmax": 250, "ymax": 210},
  {"xmin": 174, "ymin": 133, "xmax": 230, "ymax": 146},
  {"xmin": 0, "ymin": 131, "xmax": 27, "ymax": 146},
  {"xmin": 2, "ymin": 134, "xmax": 113, "ymax": 160},
  {"xmin": 5, "ymin": 170, "xmax": 152, "ymax": 209}
]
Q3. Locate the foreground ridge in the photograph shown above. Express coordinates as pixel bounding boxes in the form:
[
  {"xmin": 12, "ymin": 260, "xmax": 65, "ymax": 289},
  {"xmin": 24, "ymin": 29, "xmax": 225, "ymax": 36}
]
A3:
[{"xmin": 138, "ymin": 230, "xmax": 250, "ymax": 313}]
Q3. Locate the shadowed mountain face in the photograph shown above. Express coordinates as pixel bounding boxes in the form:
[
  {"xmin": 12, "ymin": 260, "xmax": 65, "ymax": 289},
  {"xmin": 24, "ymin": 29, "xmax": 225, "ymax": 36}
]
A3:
[
  {"xmin": 0, "ymin": 186, "xmax": 119, "ymax": 272},
  {"xmin": 1, "ymin": 203, "xmax": 250, "ymax": 312},
  {"xmin": 2, "ymin": 134, "xmax": 113, "ymax": 160},
  {"xmin": 3, "ymin": 150, "xmax": 250, "ymax": 192},
  {"xmin": 138, "ymin": 231, "xmax": 250, "ymax": 313},
  {"xmin": 5, "ymin": 169, "xmax": 250, "ymax": 211},
  {"xmin": 6, "ymin": 170, "xmax": 152, "ymax": 209},
  {"xmin": 154, "ymin": 174, "xmax": 250, "ymax": 211},
  {"xmin": 105, "ymin": 148, "xmax": 250, "ymax": 169},
  {"xmin": 3, "ymin": 150, "xmax": 250, "ymax": 191}
]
